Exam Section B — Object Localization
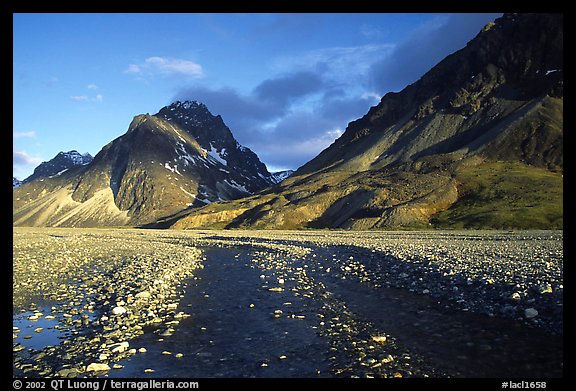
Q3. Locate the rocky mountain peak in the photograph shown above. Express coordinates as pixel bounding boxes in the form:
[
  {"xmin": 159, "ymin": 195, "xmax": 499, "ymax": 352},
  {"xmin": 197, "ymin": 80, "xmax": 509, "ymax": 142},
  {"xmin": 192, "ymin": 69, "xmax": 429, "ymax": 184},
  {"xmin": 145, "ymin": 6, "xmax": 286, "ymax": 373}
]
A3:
[
  {"xmin": 23, "ymin": 150, "xmax": 93, "ymax": 184},
  {"xmin": 155, "ymin": 100, "xmax": 234, "ymax": 150}
]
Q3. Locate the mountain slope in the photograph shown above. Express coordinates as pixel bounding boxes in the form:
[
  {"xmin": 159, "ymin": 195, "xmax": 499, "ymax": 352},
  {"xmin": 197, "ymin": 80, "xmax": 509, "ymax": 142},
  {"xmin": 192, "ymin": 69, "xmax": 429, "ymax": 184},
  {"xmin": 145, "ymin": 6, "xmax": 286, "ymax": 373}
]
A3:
[
  {"xmin": 13, "ymin": 101, "xmax": 275, "ymax": 227},
  {"xmin": 172, "ymin": 13, "xmax": 563, "ymax": 230}
]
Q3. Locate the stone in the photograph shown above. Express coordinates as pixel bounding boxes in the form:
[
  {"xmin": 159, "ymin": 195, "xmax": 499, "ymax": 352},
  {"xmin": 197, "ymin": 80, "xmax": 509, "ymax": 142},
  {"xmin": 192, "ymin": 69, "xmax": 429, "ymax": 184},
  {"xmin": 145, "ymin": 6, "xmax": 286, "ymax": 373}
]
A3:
[
  {"xmin": 135, "ymin": 291, "xmax": 151, "ymax": 299},
  {"xmin": 112, "ymin": 306, "xmax": 127, "ymax": 316},
  {"xmin": 538, "ymin": 284, "xmax": 553, "ymax": 294},
  {"xmin": 524, "ymin": 308, "xmax": 539, "ymax": 319},
  {"xmin": 138, "ymin": 347, "xmax": 147, "ymax": 353},
  {"xmin": 110, "ymin": 341, "xmax": 130, "ymax": 354},
  {"xmin": 511, "ymin": 292, "xmax": 522, "ymax": 301},
  {"xmin": 371, "ymin": 335, "xmax": 387, "ymax": 344},
  {"xmin": 56, "ymin": 368, "xmax": 81, "ymax": 377},
  {"xmin": 86, "ymin": 363, "xmax": 111, "ymax": 372}
]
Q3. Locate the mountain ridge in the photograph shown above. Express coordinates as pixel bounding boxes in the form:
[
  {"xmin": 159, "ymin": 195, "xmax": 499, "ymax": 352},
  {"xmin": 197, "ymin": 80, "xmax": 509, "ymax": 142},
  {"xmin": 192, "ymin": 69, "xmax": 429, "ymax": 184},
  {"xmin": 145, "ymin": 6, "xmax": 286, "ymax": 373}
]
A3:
[{"xmin": 171, "ymin": 13, "xmax": 563, "ymax": 230}]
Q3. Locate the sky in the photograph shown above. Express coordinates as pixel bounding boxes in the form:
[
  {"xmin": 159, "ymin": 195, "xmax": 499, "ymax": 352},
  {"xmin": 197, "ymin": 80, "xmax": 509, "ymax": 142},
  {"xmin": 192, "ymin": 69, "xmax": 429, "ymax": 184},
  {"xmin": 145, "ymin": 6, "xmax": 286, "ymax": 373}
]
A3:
[{"xmin": 13, "ymin": 12, "xmax": 501, "ymax": 179}]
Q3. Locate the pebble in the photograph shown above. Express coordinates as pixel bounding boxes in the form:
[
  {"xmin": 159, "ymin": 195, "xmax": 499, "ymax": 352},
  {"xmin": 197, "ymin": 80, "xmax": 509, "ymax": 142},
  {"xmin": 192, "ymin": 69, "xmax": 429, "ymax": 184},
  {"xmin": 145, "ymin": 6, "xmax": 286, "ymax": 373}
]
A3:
[
  {"xmin": 111, "ymin": 306, "xmax": 127, "ymax": 316},
  {"xmin": 86, "ymin": 363, "xmax": 110, "ymax": 372},
  {"xmin": 524, "ymin": 308, "xmax": 539, "ymax": 319}
]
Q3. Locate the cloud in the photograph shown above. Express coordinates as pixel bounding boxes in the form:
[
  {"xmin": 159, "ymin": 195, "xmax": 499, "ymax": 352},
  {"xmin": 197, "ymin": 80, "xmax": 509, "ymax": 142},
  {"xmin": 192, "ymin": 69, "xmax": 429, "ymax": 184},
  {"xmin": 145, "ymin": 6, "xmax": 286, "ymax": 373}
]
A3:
[
  {"xmin": 127, "ymin": 56, "xmax": 204, "ymax": 79},
  {"xmin": 273, "ymin": 44, "xmax": 394, "ymax": 79},
  {"xmin": 253, "ymin": 71, "xmax": 325, "ymax": 106},
  {"xmin": 13, "ymin": 149, "xmax": 43, "ymax": 166},
  {"xmin": 70, "ymin": 95, "xmax": 89, "ymax": 102},
  {"xmin": 70, "ymin": 94, "xmax": 103, "ymax": 103},
  {"xmin": 360, "ymin": 23, "xmax": 385, "ymax": 39},
  {"xmin": 13, "ymin": 131, "xmax": 37, "ymax": 139},
  {"xmin": 368, "ymin": 13, "xmax": 502, "ymax": 93},
  {"xmin": 87, "ymin": 83, "xmax": 98, "ymax": 90},
  {"xmin": 175, "ymin": 70, "xmax": 374, "ymax": 170}
]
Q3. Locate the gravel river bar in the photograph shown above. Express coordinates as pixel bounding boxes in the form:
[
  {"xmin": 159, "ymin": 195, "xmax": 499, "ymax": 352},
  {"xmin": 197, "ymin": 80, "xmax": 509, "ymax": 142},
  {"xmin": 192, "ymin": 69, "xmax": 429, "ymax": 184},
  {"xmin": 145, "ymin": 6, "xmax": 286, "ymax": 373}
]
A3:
[{"xmin": 13, "ymin": 228, "xmax": 562, "ymax": 378}]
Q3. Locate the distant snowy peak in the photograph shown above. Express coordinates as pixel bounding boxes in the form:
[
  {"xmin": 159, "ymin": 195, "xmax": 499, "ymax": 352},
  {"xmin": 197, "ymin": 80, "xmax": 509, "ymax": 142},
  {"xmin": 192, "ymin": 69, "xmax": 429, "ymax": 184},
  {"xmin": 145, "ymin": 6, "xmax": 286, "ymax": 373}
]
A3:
[
  {"xmin": 23, "ymin": 150, "xmax": 93, "ymax": 183},
  {"xmin": 271, "ymin": 170, "xmax": 295, "ymax": 184},
  {"xmin": 57, "ymin": 150, "xmax": 94, "ymax": 166}
]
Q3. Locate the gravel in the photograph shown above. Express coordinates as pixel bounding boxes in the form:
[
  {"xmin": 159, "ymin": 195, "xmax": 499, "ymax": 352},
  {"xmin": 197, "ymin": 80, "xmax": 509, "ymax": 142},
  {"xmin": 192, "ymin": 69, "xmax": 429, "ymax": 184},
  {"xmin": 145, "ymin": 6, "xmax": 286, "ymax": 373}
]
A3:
[{"xmin": 13, "ymin": 228, "xmax": 562, "ymax": 378}]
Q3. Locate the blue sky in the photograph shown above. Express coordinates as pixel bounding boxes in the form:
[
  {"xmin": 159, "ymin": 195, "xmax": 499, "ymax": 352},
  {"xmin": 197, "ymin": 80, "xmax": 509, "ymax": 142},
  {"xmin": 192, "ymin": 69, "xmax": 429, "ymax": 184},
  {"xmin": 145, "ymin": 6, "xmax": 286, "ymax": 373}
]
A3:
[{"xmin": 13, "ymin": 13, "xmax": 501, "ymax": 179}]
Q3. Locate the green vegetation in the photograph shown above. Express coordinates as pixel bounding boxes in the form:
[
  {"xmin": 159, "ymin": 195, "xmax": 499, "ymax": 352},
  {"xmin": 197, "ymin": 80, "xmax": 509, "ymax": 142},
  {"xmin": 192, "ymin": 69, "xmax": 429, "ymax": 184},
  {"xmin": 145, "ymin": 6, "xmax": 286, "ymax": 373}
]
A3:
[{"xmin": 432, "ymin": 161, "xmax": 563, "ymax": 229}]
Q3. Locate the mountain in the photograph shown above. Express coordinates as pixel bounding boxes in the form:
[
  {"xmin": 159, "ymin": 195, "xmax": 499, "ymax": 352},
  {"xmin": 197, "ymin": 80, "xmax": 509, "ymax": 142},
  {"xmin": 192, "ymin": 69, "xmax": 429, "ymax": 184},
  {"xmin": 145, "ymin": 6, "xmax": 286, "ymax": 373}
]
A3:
[
  {"xmin": 171, "ymin": 13, "xmax": 563, "ymax": 230},
  {"xmin": 13, "ymin": 177, "xmax": 22, "ymax": 188},
  {"xmin": 271, "ymin": 170, "xmax": 295, "ymax": 184},
  {"xmin": 23, "ymin": 150, "xmax": 93, "ymax": 184},
  {"xmin": 13, "ymin": 101, "xmax": 275, "ymax": 227}
]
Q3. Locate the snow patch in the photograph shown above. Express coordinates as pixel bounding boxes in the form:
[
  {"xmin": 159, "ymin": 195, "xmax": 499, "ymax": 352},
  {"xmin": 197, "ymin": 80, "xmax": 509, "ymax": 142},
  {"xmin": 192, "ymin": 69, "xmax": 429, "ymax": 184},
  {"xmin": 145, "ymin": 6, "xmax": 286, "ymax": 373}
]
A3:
[{"xmin": 164, "ymin": 162, "xmax": 182, "ymax": 176}]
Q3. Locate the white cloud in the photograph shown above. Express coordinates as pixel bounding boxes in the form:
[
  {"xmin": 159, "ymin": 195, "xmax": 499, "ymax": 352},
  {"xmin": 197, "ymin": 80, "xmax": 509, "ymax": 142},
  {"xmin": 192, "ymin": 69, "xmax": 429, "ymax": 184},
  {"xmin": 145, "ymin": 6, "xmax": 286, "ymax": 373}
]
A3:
[
  {"xmin": 13, "ymin": 131, "xmax": 37, "ymax": 139},
  {"xmin": 87, "ymin": 83, "xmax": 98, "ymax": 90},
  {"xmin": 125, "ymin": 64, "xmax": 141, "ymax": 74},
  {"xmin": 273, "ymin": 44, "xmax": 394, "ymax": 76},
  {"xmin": 360, "ymin": 24, "xmax": 385, "ymax": 39},
  {"xmin": 70, "ymin": 94, "xmax": 103, "ymax": 103},
  {"xmin": 70, "ymin": 95, "xmax": 89, "ymax": 102},
  {"xmin": 360, "ymin": 91, "xmax": 382, "ymax": 102},
  {"xmin": 13, "ymin": 149, "xmax": 43, "ymax": 166},
  {"xmin": 126, "ymin": 56, "xmax": 204, "ymax": 79}
]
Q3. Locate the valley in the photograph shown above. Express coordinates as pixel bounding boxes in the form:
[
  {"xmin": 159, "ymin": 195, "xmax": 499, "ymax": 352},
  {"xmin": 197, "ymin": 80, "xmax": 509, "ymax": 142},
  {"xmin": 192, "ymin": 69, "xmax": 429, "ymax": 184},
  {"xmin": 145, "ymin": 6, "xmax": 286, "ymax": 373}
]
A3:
[{"xmin": 13, "ymin": 228, "xmax": 563, "ymax": 378}]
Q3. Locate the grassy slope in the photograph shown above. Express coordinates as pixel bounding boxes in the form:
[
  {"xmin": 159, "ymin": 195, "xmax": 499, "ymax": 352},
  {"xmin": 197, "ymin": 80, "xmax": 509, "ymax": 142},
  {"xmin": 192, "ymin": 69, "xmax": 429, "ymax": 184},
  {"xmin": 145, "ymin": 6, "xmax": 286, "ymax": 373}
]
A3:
[{"xmin": 431, "ymin": 161, "xmax": 563, "ymax": 229}]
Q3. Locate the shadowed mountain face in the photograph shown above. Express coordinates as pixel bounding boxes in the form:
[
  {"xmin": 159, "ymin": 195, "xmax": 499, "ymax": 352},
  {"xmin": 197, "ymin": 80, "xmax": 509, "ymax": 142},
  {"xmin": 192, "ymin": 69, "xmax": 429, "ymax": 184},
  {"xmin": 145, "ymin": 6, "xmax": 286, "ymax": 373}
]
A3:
[
  {"xmin": 172, "ymin": 13, "xmax": 563, "ymax": 230},
  {"xmin": 13, "ymin": 101, "xmax": 275, "ymax": 227}
]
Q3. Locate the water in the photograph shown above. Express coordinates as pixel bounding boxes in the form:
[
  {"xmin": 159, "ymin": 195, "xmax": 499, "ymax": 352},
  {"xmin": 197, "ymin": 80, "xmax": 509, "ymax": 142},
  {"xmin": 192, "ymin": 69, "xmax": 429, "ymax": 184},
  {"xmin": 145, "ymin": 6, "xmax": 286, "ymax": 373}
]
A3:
[
  {"xmin": 13, "ymin": 310, "xmax": 62, "ymax": 351},
  {"xmin": 107, "ymin": 245, "xmax": 562, "ymax": 378},
  {"xmin": 108, "ymin": 247, "xmax": 331, "ymax": 377}
]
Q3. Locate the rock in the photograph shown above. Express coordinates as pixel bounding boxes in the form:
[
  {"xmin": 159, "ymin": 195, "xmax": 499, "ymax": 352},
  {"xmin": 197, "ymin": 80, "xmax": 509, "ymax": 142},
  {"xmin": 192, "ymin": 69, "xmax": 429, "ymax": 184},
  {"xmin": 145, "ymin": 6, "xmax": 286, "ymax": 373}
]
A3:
[
  {"xmin": 112, "ymin": 306, "xmax": 127, "ymax": 316},
  {"xmin": 56, "ymin": 368, "xmax": 81, "ymax": 377},
  {"xmin": 175, "ymin": 353, "xmax": 184, "ymax": 358},
  {"xmin": 98, "ymin": 353, "xmax": 108, "ymax": 361},
  {"xmin": 511, "ymin": 292, "xmax": 522, "ymax": 301},
  {"xmin": 110, "ymin": 341, "xmax": 130, "ymax": 354},
  {"xmin": 371, "ymin": 335, "xmax": 387, "ymax": 344},
  {"xmin": 138, "ymin": 347, "xmax": 147, "ymax": 353},
  {"xmin": 144, "ymin": 368, "xmax": 155, "ymax": 373},
  {"xmin": 112, "ymin": 364, "xmax": 124, "ymax": 369},
  {"xmin": 86, "ymin": 363, "xmax": 111, "ymax": 372},
  {"xmin": 34, "ymin": 327, "xmax": 43, "ymax": 333},
  {"xmin": 525, "ymin": 308, "xmax": 539, "ymax": 319},
  {"xmin": 135, "ymin": 291, "xmax": 151, "ymax": 299},
  {"xmin": 538, "ymin": 284, "xmax": 553, "ymax": 294}
]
